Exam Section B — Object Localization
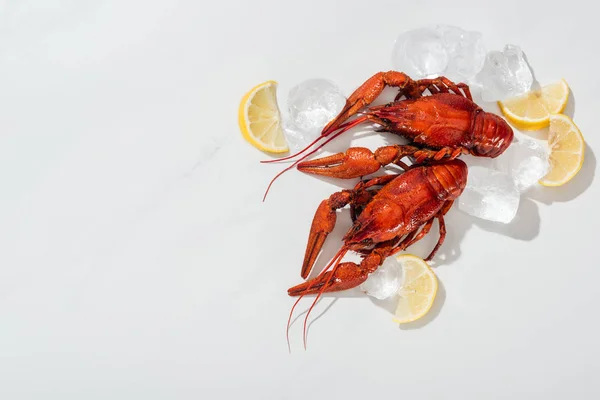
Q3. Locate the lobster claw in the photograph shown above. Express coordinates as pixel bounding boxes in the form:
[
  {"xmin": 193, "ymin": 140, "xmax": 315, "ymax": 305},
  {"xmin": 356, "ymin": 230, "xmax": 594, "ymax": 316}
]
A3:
[
  {"xmin": 321, "ymin": 71, "xmax": 413, "ymax": 136},
  {"xmin": 288, "ymin": 262, "xmax": 370, "ymax": 296},
  {"xmin": 297, "ymin": 147, "xmax": 382, "ymax": 179}
]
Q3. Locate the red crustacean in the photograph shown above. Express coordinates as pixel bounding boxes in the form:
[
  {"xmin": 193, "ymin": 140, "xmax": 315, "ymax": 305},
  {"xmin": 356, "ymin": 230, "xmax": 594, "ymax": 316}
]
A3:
[
  {"xmin": 263, "ymin": 71, "xmax": 513, "ymax": 197},
  {"xmin": 287, "ymin": 158, "xmax": 468, "ymax": 347}
]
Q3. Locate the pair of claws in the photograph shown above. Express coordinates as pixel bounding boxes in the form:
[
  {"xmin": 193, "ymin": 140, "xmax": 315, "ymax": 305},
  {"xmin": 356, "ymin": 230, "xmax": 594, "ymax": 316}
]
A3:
[{"xmin": 264, "ymin": 71, "xmax": 474, "ymax": 349}]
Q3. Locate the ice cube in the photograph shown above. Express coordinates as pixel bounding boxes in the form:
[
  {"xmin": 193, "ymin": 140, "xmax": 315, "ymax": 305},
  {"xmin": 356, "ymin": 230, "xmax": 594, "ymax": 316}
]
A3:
[
  {"xmin": 360, "ymin": 256, "xmax": 403, "ymax": 300},
  {"xmin": 436, "ymin": 25, "xmax": 486, "ymax": 83},
  {"xmin": 494, "ymin": 137, "xmax": 550, "ymax": 192},
  {"xmin": 287, "ymin": 79, "xmax": 346, "ymax": 136},
  {"xmin": 392, "ymin": 26, "xmax": 485, "ymax": 82},
  {"xmin": 281, "ymin": 121, "xmax": 308, "ymax": 154},
  {"xmin": 458, "ymin": 166, "xmax": 520, "ymax": 223},
  {"xmin": 392, "ymin": 27, "xmax": 448, "ymax": 79},
  {"xmin": 474, "ymin": 44, "xmax": 534, "ymax": 102}
]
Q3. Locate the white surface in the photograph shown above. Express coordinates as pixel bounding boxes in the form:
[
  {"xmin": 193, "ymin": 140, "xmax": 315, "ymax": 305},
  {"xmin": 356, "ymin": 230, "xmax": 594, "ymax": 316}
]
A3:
[{"xmin": 0, "ymin": 1, "xmax": 598, "ymax": 398}]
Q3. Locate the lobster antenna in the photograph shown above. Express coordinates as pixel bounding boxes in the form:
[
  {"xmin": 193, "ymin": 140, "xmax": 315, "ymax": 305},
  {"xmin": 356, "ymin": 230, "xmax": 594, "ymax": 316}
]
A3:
[
  {"xmin": 262, "ymin": 135, "xmax": 326, "ymax": 164},
  {"xmin": 262, "ymin": 117, "xmax": 368, "ymax": 201},
  {"xmin": 261, "ymin": 120, "xmax": 356, "ymax": 164},
  {"xmin": 303, "ymin": 291, "xmax": 324, "ymax": 350},
  {"xmin": 286, "ymin": 247, "xmax": 346, "ymax": 352},
  {"xmin": 286, "ymin": 296, "xmax": 304, "ymax": 354},
  {"xmin": 302, "ymin": 248, "xmax": 348, "ymax": 350}
]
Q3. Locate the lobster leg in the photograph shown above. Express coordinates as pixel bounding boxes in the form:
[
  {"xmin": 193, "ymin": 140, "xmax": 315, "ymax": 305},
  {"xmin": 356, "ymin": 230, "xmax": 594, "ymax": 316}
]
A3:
[
  {"xmin": 396, "ymin": 76, "xmax": 473, "ymax": 101},
  {"xmin": 298, "ymin": 145, "xmax": 420, "ymax": 179},
  {"xmin": 425, "ymin": 200, "xmax": 453, "ymax": 261},
  {"xmin": 435, "ymin": 77, "xmax": 472, "ymax": 100},
  {"xmin": 385, "ymin": 229, "xmax": 419, "ymax": 257},
  {"xmin": 413, "ymin": 147, "xmax": 467, "ymax": 164},
  {"xmin": 405, "ymin": 219, "xmax": 435, "ymax": 249},
  {"xmin": 322, "ymin": 71, "xmax": 416, "ymax": 136},
  {"xmin": 383, "ymin": 212, "xmax": 445, "ymax": 261},
  {"xmin": 392, "ymin": 204, "xmax": 450, "ymax": 256}
]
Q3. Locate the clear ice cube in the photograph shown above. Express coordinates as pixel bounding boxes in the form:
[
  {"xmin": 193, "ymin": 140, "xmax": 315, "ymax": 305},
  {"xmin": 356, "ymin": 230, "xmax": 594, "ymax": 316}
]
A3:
[
  {"xmin": 281, "ymin": 121, "xmax": 308, "ymax": 154},
  {"xmin": 360, "ymin": 256, "xmax": 403, "ymax": 300},
  {"xmin": 494, "ymin": 137, "xmax": 550, "ymax": 192},
  {"xmin": 458, "ymin": 166, "xmax": 520, "ymax": 224},
  {"xmin": 392, "ymin": 25, "xmax": 485, "ymax": 82},
  {"xmin": 287, "ymin": 79, "xmax": 346, "ymax": 137},
  {"xmin": 474, "ymin": 44, "xmax": 534, "ymax": 102},
  {"xmin": 436, "ymin": 25, "xmax": 486, "ymax": 83},
  {"xmin": 392, "ymin": 27, "xmax": 448, "ymax": 79}
]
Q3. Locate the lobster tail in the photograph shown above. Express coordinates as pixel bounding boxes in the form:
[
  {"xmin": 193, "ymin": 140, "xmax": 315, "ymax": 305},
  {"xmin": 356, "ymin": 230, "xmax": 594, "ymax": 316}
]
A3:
[{"xmin": 472, "ymin": 112, "xmax": 514, "ymax": 158}]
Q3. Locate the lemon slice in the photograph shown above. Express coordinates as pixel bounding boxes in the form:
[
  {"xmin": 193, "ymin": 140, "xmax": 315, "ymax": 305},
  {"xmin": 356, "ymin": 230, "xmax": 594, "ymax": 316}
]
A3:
[
  {"xmin": 539, "ymin": 114, "xmax": 585, "ymax": 186},
  {"xmin": 238, "ymin": 80, "xmax": 289, "ymax": 153},
  {"xmin": 498, "ymin": 79, "xmax": 570, "ymax": 130},
  {"xmin": 392, "ymin": 254, "xmax": 438, "ymax": 324}
]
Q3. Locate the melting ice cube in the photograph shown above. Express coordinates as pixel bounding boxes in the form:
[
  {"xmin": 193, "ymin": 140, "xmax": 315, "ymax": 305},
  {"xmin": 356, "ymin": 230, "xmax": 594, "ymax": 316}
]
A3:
[
  {"xmin": 360, "ymin": 256, "xmax": 403, "ymax": 300},
  {"xmin": 286, "ymin": 78, "xmax": 346, "ymax": 137},
  {"xmin": 281, "ymin": 121, "xmax": 308, "ymax": 154},
  {"xmin": 392, "ymin": 25, "xmax": 486, "ymax": 82},
  {"xmin": 458, "ymin": 166, "xmax": 520, "ymax": 224},
  {"xmin": 474, "ymin": 44, "xmax": 534, "ymax": 102},
  {"xmin": 494, "ymin": 137, "xmax": 550, "ymax": 192},
  {"xmin": 436, "ymin": 25, "xmax": 486, "ymax": 83},
  {"xmin": 392, "ymin": 27, "xmax": 449, "ymax": 79}
]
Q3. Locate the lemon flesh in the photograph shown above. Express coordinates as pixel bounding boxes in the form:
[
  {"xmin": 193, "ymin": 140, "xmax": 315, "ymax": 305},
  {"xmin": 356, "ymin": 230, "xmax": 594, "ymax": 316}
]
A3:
[
  {"xmin": 238, "ymin": 80, "xmax": 288, "ymax": 153},
  {"xmin": 539, "ymin": 114, "xmax": 584, "ymax": 186},
  {"xmin": 393, "ymin": 254, "xmax": 438, "ymax": 324},
  {"xmin": 499, "ymin": 79, "xmax": 569, "ymax": 130}
]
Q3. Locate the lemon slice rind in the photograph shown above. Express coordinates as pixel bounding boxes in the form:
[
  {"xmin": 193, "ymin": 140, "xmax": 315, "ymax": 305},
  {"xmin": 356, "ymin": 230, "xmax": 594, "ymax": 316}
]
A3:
[
  {"xmin": 238, "ymin": 80, "xmax": 289, "ymax": 154},
  {"xmin": 539, "ymin": 114, "xmax": 584, "ymax": 187},
  {"xmin": 392, "ymin": 254, "xmax": 438, "ymax": 324},
  {"xmin": 498, "ymin": 79, "xmax": 570, "ymax": 130}
]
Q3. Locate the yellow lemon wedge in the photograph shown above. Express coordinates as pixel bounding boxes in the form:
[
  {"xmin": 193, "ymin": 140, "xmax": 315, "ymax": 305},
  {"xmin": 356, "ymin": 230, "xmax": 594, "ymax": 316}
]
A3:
[
  {"xmin": 498, "ymin": 79, "xmax": 570, "ymax": 130},
  {"xmin": 539, "ymin": 114, "xmax": 585, "ymax": 186},
  {"xmin": 392, "ymin": 254, "xmax": 438, "ymax": 324},
  {"xmin": 238, "ymin": 80, "xmax": 289, "ymax": 153}
]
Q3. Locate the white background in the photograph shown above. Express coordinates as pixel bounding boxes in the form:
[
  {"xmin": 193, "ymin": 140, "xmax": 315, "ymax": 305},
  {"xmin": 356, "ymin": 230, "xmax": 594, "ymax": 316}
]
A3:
[{"xmin": 0, "ymin": 0, "xmax": 598, "ymax": 398}]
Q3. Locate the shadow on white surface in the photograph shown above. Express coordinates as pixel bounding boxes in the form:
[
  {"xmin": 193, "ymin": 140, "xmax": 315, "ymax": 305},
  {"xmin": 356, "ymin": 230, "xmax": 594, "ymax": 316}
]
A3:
[
  {"xmin": 529, "ymin": 143, "xmax": 595, "ymax": 204},
  {"xmin": 468, "ymin": 197, "xmax": 541, "ymax": 241},
  {"xmin": 365, "ymin": 280, "xmax": 446, "ymax": 329},
  {"xmin": 305, "ymin": 298, "xmax": 338, "ymax": 340},
  {"xmin": 287, "ymin": 297, "xmax": 340, "ymax": 335},
  {"xmin": 564, "ymin": 88, "xmax": 576, "ymax": 120}
]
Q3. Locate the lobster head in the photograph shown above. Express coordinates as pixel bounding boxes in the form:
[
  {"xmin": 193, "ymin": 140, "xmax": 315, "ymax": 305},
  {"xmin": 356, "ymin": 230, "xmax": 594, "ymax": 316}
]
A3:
[{"xmin": 472, "ymin": 112, "xmax": 514, "ymax": 158}]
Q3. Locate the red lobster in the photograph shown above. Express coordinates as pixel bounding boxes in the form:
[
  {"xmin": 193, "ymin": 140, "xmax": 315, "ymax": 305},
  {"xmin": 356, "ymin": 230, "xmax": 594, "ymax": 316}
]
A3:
[
  {"xmin": 287, "ymin": 158, "xmax": 468, "ymax": 348},
  {"xmin": 264, "ymin": 71, "xmax": 513, "ymax": 198}
]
